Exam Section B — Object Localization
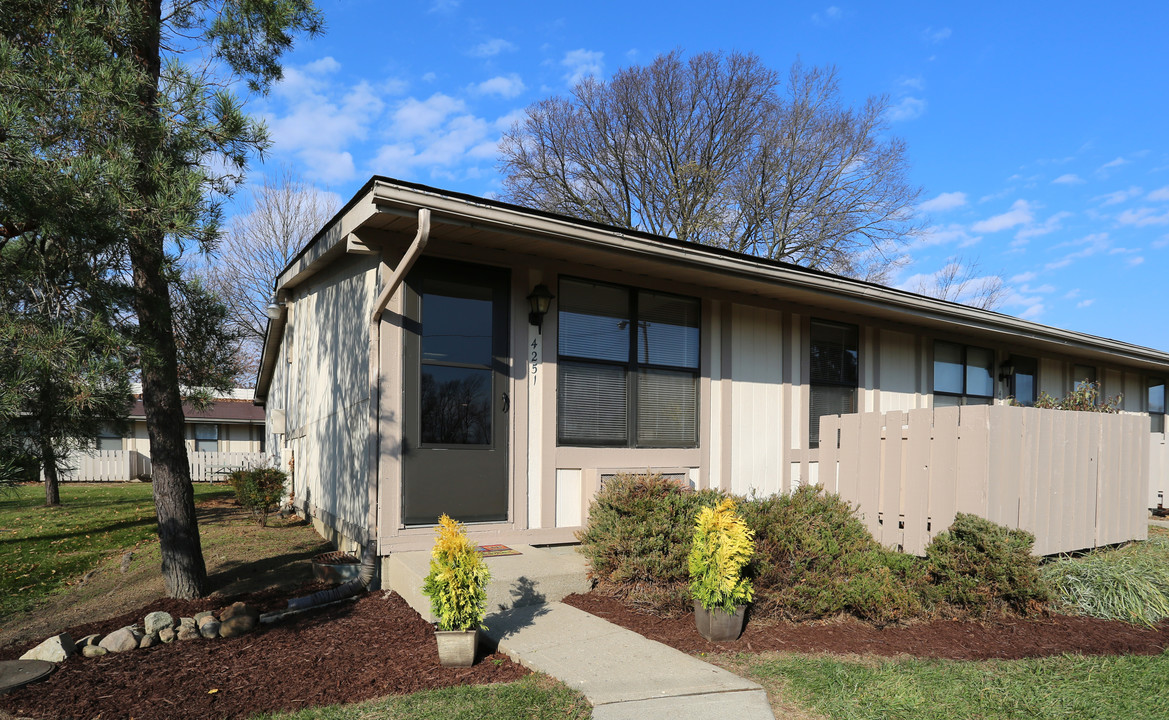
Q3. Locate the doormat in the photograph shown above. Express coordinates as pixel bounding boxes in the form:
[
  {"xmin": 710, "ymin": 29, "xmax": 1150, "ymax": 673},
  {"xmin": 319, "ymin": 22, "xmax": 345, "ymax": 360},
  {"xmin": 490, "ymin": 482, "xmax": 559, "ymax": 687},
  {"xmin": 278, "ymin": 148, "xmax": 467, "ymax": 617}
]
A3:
[{"xmin": 477, "ymin": 544, "xmax": 522, "ymax": 557}]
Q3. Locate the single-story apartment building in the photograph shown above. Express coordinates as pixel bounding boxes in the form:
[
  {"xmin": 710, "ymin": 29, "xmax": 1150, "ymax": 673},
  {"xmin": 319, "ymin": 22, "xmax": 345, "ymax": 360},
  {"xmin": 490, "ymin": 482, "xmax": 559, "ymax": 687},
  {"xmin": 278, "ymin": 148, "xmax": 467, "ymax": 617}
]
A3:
[{"xmin": 253, "ymin": 176, "xmax": 1169, "ymax": 555}]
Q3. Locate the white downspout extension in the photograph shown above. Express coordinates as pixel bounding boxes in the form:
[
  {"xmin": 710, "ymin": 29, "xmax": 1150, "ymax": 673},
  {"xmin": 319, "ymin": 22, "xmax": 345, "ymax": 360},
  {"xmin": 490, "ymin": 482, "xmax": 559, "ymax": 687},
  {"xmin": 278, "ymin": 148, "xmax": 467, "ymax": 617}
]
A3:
[{"xmin": 366, "ymin": 208, "xmax": 431, "ymax": 548}]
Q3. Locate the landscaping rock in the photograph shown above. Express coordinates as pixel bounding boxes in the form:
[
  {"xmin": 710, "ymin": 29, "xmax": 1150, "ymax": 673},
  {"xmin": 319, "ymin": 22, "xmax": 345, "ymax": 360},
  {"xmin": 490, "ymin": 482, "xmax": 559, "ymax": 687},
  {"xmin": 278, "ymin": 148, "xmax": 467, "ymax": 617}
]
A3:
[
  {"xmin": 219, "ymin": 602, "xmax": 260, "ymax": 623},
  {"xmin": 19, "ymin": 634, "xmax": 76, "ymax": 663},
  {"xmin": 99, "ymin": 627, "xmax": 141, "ymax": 654},
  {"xmin": 82, "ymin": 645, "xmax": 107, "ymax": 658},
  {"xmin": 144, "ymin": 611, "xmax": 175, "ymax": 635},
  {"xmin": 179, "ymin": 617, "xmax": 197, "ymax": 630},
  {"xmin": 194, "ymin": 611, "xmax": 214, "ymax": 625},
  {"xmin": 218, "ymin": 614, "xmax": 257, "ymax": 638},
  {"xmin": 199, "ymin": 621, "xmax": 221, "ymax": 639},
  {"xmin": 77, "ymin": 634, "xmax": 102, "ymax": 648},
  {"xmin": 138, "ymin": 634, "xmax": 157, "ymax": 649},
  {"xmin": 176, "ymin": 625, "xmax": 201, "ymax": 642},
  {"xmin": 158, "ymin": 628, "xmax": 176, "ymax": 644}
]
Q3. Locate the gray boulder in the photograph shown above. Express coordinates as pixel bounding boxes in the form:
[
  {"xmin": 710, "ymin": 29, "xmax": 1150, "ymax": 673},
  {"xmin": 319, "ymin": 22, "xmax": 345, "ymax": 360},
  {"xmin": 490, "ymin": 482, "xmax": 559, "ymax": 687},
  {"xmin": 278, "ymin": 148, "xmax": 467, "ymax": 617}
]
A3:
[
  {"xmin": 139, "ymin": 634, "xmax": 158, "ymax": 649},
  {"xmin": 158, "ymin": 627, "xmax": 176, "ymax": 644},
  {"xmin": 19, "ymin": 633, "xmax": 76, "ymax": 663},
  {"xmin": 99, "ymin": 627, "xmax": 142, "ymax": 653},
  {"xmin": 144, "ymin": 611, "xmax": 175, "ymax": 635},
  {"xmin": 199, "ymin": 620, "xmax": 221, "ymax": 639},
  {"xmin": 176, "ymin": 625, "xmax": 201, "ymax": 642}
]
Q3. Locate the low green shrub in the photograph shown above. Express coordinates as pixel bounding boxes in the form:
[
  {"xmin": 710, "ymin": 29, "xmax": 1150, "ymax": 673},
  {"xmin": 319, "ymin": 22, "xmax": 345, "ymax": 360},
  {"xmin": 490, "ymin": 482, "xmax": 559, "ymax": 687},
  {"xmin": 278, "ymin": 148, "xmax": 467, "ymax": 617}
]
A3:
[
  {"xmin": 226, "ymin": 466, "xmax": 287, "ymax": 527},
  {"xmin": 576, "ymin": 473, "xmax": 723, "ymax": 613},
  {"xmin": 689, "ymin": 498, "xmax": 755, "ymax": 613},
  {"xmin": 924, "ymin": 513, "xmax": 1047, "ymax": 616},
  {"xmin": 740, "ymin": 486, "xmax": 927, "ymax": 624},
  {"xmin": 1042, "ymin": 536, "xmax": 1169, "ymax": 627}
]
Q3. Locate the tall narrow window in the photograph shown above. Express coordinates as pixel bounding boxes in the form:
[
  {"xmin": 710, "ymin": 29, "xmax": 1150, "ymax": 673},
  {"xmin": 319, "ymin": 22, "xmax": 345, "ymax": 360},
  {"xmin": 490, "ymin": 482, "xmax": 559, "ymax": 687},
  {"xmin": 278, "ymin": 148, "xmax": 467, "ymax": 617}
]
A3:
[
  {"xmin": 96, "ymin": 425, "xmax": 122, "ymax": 452},
  {"xmin": 1149, "ymin": 378, "xmax": 1165, "ymax": 433},
  {"xmin": 933, "ymin": 341, "xmax": 995, "ymax": 406},
  {"xmin": 809, "ymin": 320, "xmax": 858, "ymax": 448},
  {"xmin": 194, "ymin": 424, "xmax": 219, "ymax": 453},
  {"xmin": 1072, "ymin": 364, "xmax": 1097, "ymax": 391},
  {"xmin": 1009, "ymin": 356, "xmax": 1038, "ymax": 406},
  {"xmin": 557, "ymin": 278, "xmax": 699, "ymax": 447}
]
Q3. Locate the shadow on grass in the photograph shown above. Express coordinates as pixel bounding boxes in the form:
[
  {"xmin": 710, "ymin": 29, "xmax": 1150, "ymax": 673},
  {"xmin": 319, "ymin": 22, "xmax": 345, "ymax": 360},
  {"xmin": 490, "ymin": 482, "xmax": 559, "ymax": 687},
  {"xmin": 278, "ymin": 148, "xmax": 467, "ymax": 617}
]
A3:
[
  {"xmin": 205, "ymin": 546, "xmax": 328, "ymax": 595},
  {"xmin": 0, "ymin": 516, "xmax": 156, "ymax": 547}
]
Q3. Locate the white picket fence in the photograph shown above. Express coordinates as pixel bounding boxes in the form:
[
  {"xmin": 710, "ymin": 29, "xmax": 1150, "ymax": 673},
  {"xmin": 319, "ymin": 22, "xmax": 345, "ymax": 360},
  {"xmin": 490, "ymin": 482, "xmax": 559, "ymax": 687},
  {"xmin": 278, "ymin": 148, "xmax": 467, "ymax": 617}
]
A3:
[{"xmin": 47, "ymin": 450, "xmax": 265, "ymax": 483}]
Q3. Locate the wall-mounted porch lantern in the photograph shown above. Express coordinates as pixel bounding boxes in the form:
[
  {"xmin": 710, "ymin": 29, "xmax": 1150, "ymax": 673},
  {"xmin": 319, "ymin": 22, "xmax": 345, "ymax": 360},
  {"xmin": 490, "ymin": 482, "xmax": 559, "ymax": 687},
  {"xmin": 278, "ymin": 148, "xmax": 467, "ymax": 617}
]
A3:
[
  {"xmin": 998, "ymin": 358, "xmax": 1016, "ymax": 382},
  {"xmin": 265, "ymin": 301, "xmax": 285, "ymax": 320},
  {"xmin": 526, "ymin": 284, "xmax": 554, "ymax": 334}
]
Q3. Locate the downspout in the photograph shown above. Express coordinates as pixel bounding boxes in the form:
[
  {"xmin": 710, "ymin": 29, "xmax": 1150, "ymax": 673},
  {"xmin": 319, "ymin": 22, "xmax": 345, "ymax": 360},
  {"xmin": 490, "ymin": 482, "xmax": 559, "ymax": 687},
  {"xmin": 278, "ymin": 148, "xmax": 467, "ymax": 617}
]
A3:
[{"xmin": 286, "ymin": 208, "xmax": 431, "ymax": 611}]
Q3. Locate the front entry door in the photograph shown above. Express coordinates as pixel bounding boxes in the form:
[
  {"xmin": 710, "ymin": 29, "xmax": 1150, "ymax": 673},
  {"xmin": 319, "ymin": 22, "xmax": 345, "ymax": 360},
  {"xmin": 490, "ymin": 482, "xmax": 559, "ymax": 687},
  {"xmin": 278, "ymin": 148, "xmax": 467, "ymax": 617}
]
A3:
[{"xmin": 402, "ymin": 259, "xmax": 510, "ymax": 526}]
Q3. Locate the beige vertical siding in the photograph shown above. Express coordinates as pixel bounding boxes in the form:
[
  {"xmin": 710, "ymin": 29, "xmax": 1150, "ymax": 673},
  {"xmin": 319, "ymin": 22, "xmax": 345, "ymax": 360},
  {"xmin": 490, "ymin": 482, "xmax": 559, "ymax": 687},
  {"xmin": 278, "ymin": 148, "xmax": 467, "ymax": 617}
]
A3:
[
  {"xmin": 879, "ymin": 330, "xmax": 919, "ymax": 412},
  {"xmin": 820, "ymin": 406, "xmax": 1149, "ymax": 555},
  {"xmin": 729, "ymin": 304, "xmax": 784, "ymax": 496},
  {"xmin": 1039, "ymin": 358, "xmax": 1065, "ymax": 397},
  {"xmin": 555, "ymin": 469, "xmax": 583, "ymax": 527}
]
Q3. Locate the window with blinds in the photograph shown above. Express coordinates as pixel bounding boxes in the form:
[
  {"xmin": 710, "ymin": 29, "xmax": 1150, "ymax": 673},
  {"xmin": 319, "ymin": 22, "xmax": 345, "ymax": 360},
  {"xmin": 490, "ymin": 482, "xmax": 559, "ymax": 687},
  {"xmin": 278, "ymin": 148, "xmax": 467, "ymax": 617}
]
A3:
[
  {"xmin": 809, "ymin": 319, "xmax": 858, "ymax": 448},
  {"xmin": 557, "ymin": 278, "xmax": 699, "ymax": 447},
  {"xmin": 933, "ymin": 340, "xmax": 995, "ymax": 406}
]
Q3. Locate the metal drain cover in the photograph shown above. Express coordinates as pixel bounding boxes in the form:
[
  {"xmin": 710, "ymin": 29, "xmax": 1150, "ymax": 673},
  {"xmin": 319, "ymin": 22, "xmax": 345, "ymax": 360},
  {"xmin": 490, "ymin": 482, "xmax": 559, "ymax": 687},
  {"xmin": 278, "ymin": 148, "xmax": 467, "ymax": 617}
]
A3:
[{"xmin": 0, "ymin": 660, "xmax": 55, "ymax": 695}]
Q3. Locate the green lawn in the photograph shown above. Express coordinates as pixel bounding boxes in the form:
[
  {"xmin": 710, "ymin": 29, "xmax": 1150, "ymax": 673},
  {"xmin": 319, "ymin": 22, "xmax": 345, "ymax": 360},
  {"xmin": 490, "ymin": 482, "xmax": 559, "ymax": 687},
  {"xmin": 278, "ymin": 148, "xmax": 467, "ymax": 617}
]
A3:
[
  {"xmin": 0, "ymin": 482, "xmax": 232, "ymax": 619},
  {"xmin": 248, "ymin": 674, "xmax": 591, "ymax": 720},
  {"xmin": 730, "ymin": 650, "xmax": 1169, "ymax": 720}
]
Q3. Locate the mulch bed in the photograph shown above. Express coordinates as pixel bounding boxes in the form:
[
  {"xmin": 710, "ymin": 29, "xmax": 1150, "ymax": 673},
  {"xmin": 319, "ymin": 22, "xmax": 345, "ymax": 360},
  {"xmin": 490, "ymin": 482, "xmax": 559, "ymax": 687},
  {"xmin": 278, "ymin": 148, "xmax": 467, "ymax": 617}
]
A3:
[
  {"xmin": 563, "ymin": 592, "xmax": 1169, "ymax": 661},
  {"xmin": 0, "ymin": 588, "xmax": 526, "ymax": 720}
]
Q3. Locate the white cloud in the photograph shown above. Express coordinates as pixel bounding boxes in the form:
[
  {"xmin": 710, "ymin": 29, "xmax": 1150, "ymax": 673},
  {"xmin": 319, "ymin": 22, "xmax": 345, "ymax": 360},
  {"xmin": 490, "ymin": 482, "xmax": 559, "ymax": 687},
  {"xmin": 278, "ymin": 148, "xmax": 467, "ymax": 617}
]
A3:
[
  {"xmin": 1010, "ymin": 271, "xmax": 1037, "ymax": 284},
  {"xmin": 266, "ymin": 59, "xmax": 387, "ymax": 183},
  {"xmin": 473, "ymin": 74, "xmax": 526, "ymax": 98},
  {"xmin": 1064, "ymin": 288, "xmax": 1080, "ymax": 299},
  {"xmin": 469, "ymin": 38, "xmax": 516, "ymax": 57},
  {"xmin": 972, "ymin": 199, "xmax": 1034, "ymax": 233},
  {"xmin": 1015, "ymin": 211, "xmax": 1072, "ymax": 241},
  {"xmin": 918, "ymin": 191, "xmax": 967, "ymax": 213},
  {"xmin": 916, "ymin": 223, "xmax": 980, "ymax": 247},
  {"xmin": 421, "ymin": 72, "xmax": 437, "ymax": 83},
  {"xmin": 1147, "ymin": 186, "xmax": 1169, "ymax": 201},
  {"xmin": 812, "ymin": 6, "xmax": 843, "ymax": 24},
  {"xmin": 1076, "ymin": 299, "xmax": 1095, "ymax": 308},
  {"xmin": 562, "ymin": 49, "xmax": 604, "ymax": 85},
  {"xmin": 887, "ymin": 96, "xmax": 927, "ymax": 122},
  {"xmin": 900, "ymin": 76, "xmax": 925, "ymax": 91},
  {"xmin": 1127, "ymin": 256, "xmax": 1145, "ymax": 266},
  {"xmin": 1153, "ymin": 236, "xmax": 1169, "ymax": 249},
  {"xmin": 1095, "ymin": 186, "xmax": 1143, "ymax": 205},
  {"xmin": 429, "ymin": 0, "xmax": 460, "ymax": 13},
  {"xmin": 1019, "ymin": 283, "xmax": 1056, "ymax": 294},
  {"xmin": 1052, "ymin": 173, "xmax": 1084, "ymax": 185},
  {"xmin": 922, "ymin": 27, "xmax": 952, "ymax": 43},
  {"xmin": 1098, "ymin": 156, "xmax": 1128, "ymax": 171},
  {"xmin": 390, "ymin": 93, "xmax": 465, "ymax": 137},
  {"xmin": 1117, "ymin": 207, "xmax": 1169, "ymax": 226},
  {"xmin": 1045, "ymin": 232, "xmax": 1110, "ymax": 270}
]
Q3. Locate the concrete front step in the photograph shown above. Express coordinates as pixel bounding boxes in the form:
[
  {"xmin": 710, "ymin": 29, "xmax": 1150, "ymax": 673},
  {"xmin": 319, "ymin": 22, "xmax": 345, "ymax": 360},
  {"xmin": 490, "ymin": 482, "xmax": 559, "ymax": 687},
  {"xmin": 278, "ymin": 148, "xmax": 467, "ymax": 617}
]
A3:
[{"xmin": 384, "ymin": 544, "xmax": 591, "ymax": 622}]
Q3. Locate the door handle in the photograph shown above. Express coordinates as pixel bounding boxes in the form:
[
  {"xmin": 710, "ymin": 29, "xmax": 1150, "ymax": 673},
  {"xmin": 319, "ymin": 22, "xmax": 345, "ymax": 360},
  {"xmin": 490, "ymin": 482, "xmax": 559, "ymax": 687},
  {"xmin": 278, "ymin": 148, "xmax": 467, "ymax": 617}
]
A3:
[{"xmin": 502, "ymin": 392, "xmax": 510, "ymax": 414}]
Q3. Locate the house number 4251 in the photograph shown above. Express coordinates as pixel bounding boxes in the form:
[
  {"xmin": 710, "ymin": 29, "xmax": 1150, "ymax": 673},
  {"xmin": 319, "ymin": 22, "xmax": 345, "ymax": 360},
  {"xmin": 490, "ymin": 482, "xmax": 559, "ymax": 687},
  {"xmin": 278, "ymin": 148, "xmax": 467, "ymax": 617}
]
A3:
[{"xmin": 530, "ymin": 338, "xmax": 539, "ymax": 384}]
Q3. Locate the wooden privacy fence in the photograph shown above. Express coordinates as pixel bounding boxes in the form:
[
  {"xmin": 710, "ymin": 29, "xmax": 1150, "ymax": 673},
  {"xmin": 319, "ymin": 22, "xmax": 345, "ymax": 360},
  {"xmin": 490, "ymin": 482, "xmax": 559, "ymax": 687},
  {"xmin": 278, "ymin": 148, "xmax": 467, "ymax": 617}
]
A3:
[
  {"xmin": 818, "ymin": 406, "xmax": 1149, "ymax": 556},
  {"xmin": 189, "ymin": 451, "xmax": 266, "ymax": 482},
  {"xmin": 44, "ymin": 450, "xmax": 152, "ymax": 483}
]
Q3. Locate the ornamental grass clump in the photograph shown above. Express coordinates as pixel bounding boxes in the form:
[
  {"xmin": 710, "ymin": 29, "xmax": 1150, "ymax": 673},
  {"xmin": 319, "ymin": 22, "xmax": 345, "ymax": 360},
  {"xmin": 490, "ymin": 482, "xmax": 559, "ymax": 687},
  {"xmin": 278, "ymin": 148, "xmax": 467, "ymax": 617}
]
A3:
[
  {"xmin": 421, "ymin": 514, "xmax": 491, "ymax": 631},
  {"xmin": 688, "ymin": 498, "xmax": 755, "ymax": 613},
  {"xmin": 1042, "ymin": 535, "xmax": 1169, "ymax": 627}
]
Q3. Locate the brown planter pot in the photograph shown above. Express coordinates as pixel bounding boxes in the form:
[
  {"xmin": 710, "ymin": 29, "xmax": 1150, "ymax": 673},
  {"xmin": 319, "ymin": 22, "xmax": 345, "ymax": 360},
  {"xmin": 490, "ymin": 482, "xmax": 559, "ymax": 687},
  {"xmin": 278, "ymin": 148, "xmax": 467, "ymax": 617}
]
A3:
[
  {"xmin": 435, "ymin": 629, "xmax": 479, "ymax": 667},
  {"xmin": 693, "ymin": 601, "xmax": 747, "ymax": 642}
]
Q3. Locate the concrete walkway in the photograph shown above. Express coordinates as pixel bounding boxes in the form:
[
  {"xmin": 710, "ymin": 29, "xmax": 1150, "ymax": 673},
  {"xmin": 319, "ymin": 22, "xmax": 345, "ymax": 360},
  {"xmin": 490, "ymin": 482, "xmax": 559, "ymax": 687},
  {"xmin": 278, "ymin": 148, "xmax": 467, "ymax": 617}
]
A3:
[{"xmin": 484, "ymin": 603, "xmax": 775, "ymax": 720}]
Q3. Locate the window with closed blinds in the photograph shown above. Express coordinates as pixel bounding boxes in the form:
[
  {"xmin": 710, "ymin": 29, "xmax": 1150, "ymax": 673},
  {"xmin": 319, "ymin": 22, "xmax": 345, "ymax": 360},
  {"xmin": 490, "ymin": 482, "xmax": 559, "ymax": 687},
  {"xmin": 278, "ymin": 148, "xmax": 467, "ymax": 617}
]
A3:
[
  {"xmin": 809, "ymin": 320, "xmax": 859, "ymax": 448},
  {"xmin": 557, "ymin": 278, "xmax": 699, "ymax": 447}
]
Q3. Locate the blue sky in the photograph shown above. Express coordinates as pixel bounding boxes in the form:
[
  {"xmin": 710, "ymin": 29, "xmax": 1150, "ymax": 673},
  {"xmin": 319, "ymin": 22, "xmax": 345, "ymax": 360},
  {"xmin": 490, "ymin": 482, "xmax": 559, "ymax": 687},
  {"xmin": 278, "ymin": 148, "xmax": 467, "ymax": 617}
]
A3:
[{"xmin": 240, "ymin": 1, "xmax": 1169, "ymax": 351}]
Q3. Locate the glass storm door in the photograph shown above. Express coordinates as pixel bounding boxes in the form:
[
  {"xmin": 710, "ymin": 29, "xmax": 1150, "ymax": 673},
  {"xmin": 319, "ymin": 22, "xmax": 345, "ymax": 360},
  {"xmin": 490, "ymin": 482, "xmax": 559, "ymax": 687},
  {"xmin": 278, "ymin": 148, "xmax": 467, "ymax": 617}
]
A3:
[{"xmin": 402, "ymin": 260, "xmax": 510, "ymax": 526}]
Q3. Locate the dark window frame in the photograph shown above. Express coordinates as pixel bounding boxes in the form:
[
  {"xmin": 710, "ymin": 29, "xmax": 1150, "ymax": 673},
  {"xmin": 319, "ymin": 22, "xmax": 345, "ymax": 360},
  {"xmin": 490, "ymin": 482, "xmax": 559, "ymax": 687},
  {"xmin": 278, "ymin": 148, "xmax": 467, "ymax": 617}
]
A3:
[
  {"xmin": 808, "ymin": 318, "xmax": 859, "ymax": 449},
  {"xmin": 1008, "ymin": 355, "xmax": 1038, "ymax": 407},
  {"xmin": 556, "ymin": 277, "xmax": 700, "ymax": 448},
  {"xmin": 194, "ymin": 423, "xmax": 219, "ymax": 453},
  {"xmin": 1072, "ymin": 364, "xmax": 1097, "ymax": 391},
  {"xmin": 933, "ymin": 340, "xmax": 996, "ymax": 406},
  {"xmin": 1149, "ymin": 377, "xmax": 1166, "ymax": 434}
]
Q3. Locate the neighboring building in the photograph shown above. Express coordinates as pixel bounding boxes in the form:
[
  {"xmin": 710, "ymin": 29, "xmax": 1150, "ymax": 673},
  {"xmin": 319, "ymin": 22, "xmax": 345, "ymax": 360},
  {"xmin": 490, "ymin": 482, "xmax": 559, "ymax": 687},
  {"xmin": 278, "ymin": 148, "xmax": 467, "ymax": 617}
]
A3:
[
  {"xmin": 253, "ymin": 177, "xmax": 1169, "ymax": 556},
  {"xmin": 68, "ymin": 386, "xmax": 265, "ymax": 482}
]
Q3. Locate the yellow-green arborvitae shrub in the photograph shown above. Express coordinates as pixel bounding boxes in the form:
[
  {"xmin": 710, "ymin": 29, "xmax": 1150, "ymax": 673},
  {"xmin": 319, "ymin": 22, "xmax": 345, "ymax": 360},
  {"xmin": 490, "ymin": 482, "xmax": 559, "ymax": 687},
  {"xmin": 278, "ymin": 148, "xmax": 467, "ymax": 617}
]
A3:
[
  {"xmin": 688, "ymin": 498, "xmax": 755, "ymax": 614},
  {"xmin": 421, "ymin": 514, "xmax": 491, "ymax": 631}
]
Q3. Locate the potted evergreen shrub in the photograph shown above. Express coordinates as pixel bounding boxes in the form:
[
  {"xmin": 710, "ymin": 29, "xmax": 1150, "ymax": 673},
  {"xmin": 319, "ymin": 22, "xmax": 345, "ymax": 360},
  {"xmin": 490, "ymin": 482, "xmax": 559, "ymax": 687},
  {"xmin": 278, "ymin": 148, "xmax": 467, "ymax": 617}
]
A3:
[
  {"xmin": 688, "ymin": 498, "xmax": 755, "ymax": 641},
  {"xmin": 421, "ymin": 514, "xmax": 491, "ymax": 666}
]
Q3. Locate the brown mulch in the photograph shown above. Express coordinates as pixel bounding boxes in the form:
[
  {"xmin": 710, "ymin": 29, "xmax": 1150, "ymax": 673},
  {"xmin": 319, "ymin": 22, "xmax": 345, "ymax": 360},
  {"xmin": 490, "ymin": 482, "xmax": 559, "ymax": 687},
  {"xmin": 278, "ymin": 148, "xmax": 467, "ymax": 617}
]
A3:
[
  {"xmin": 0, "ymin": 588, "xmax": 525, "ymax": 720},
  {"xmin": 563, "ymin": 592, "xmax": 1169, "ymax": 661}
]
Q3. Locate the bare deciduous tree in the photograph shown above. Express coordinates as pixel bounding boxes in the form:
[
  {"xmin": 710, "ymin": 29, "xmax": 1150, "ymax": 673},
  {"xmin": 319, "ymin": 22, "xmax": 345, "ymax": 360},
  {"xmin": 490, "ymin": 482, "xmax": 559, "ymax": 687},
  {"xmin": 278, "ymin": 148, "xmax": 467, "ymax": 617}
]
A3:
[
  {"xmin": 205, "ymin": 168, "xmax": 339, "ymax": 377},
  {"xmin": 910, "ymin": 256, "xmax": 1006, "ymax": 311},
  {"xmin": 499, "ymin": 50, "xmax": 923, "ymax": 274}
]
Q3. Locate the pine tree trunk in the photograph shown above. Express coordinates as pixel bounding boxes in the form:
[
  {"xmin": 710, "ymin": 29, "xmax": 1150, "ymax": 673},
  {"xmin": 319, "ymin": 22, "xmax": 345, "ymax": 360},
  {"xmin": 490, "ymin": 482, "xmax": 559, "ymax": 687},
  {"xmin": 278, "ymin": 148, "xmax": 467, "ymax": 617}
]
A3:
[
  {"xmin": 41, "ymin": 438, "xmax": 60, "ymax": 507},
  {"xmin": 128, "ymin": 0, "xmax": 207, "ymax": 600}
]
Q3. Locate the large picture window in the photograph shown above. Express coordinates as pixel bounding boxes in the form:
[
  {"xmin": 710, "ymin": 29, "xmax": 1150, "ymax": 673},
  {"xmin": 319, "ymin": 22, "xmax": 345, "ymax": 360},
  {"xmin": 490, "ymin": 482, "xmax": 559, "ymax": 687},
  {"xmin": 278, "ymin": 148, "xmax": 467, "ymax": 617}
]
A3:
[
  {"xmin": 809, "ymin": 319, "xmax": 858, "ymax": 448},
  {"xmin": 557, "ymin": 278, "xmax": 699, "ymax": 447},
  {"xmin": 933, "ymin": 341, "xmax": 995, "ymax": 407}
]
